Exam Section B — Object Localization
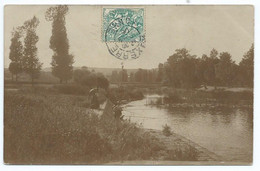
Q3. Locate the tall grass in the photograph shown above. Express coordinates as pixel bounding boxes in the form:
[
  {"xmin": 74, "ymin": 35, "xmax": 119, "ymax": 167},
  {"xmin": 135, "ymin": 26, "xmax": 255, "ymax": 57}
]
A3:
[{"xmin": 5, "ymin": 91, "xmax": 198, "ymax": 164}]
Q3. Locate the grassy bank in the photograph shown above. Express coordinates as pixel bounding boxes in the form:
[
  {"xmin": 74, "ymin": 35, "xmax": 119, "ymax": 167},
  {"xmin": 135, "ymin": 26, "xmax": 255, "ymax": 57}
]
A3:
[
  {"xmin": 4, "ymin": 89, "xmax": 198, "ymax": 164},
  {"xmin": 148, "ymin": 88, "xmax": 253, "ymax": 108}
]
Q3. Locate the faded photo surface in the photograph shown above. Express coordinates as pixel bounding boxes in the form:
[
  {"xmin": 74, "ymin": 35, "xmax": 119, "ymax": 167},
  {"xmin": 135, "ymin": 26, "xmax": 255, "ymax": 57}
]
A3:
[{"xmin": 4, "ymin": 5, "xmax": 253, "ymax": 165}]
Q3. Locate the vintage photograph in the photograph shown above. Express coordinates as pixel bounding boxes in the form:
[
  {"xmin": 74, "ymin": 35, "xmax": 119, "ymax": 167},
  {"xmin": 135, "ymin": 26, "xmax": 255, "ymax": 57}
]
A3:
[{"xmin": 4, "ymin": 5, "xmax": 253, "ymax": 165}]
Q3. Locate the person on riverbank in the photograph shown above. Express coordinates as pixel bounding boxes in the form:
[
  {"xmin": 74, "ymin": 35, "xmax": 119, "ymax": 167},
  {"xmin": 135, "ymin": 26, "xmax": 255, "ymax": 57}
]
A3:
[
  {"xmin": 113, "ymin": 104, "xmax": 124, "ymax": 120},
  {"xmin": 89, "ymin": 88, "xmax": 100, "ymax": 109}
]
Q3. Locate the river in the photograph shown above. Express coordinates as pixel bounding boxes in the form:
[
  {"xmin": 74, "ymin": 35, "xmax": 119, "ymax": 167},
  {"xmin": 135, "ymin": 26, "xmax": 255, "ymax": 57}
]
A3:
[{"xmin": 122, "ymin": 95, "xmax": 253, "ymax": 162}]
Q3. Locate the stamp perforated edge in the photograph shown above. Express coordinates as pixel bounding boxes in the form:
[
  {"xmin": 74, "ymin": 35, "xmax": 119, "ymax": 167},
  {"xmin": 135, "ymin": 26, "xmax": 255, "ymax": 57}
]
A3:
[{"xmin": 101, "ymin": 6, "xmax": 146, "ymax": 43}]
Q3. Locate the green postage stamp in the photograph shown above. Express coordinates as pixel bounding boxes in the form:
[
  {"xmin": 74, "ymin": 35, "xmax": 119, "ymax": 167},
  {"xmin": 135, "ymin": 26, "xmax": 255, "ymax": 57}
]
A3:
[
  {"xmin": 102, "ymin": 8, "xmax": 145, "ymax": 60},
  {"xmin": 102, "ymin": 8, "xmax": 145, "ymax": 42}
]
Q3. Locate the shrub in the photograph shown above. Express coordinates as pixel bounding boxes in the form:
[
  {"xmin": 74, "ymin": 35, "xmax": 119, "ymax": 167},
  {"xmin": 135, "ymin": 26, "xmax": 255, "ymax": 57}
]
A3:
[
  {"xmin": 163, "ymin": 91, "xmax": 183, "ymax": 104},
  {"xmin": 74, "ymin": 69, "xmax": 109, "ymax": 90},
  {"xmin": 162, "ymin": 124, "xmax": 172, "ymax": 137}
]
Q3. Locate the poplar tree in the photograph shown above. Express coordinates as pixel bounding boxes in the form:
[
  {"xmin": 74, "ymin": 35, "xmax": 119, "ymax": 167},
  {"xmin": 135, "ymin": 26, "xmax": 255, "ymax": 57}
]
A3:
[
  {"xmin": 45, "ymin": 5, "xmax": 74, "ymax": 83},
  {"xmin": 22, "ymin": 16, "xmax": 42, "ymax": 84},
  {"xmin": 8, "ymin": 28, "xmax": 23, "ymax": 81}
]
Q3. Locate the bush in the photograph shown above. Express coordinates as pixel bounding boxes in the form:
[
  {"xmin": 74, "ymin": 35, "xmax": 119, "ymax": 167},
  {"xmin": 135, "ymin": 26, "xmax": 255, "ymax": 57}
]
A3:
[
  {"xmin": 162, "ymin": 124, "xmax": 172, "ymax": 136},
  {"xmin": 108, "ymin": 87, "xmax": 144, "ymax": 103},
  {"xmin": 128, "ymin": 89, "xmax": 144, "ymax": 100},
  {"xmin": 163, "ymin": 91, "xmax": 183, "ymax": 104},
  {"xmin": 74, "ymin": 69, "xmax": 109, "ymax": 90}
]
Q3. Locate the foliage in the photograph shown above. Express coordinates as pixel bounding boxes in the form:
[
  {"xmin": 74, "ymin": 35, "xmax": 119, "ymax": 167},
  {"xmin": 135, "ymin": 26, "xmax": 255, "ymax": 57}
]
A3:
[
  {"xmin": 73, "ymin": 68, "xmax": 109, "ymax": 89},
  {"xmin": 107, "ymin": 86, "xmax": 144, "ymax": 103},
  {"xmin": 215, "ymin": 52, "xmax": 237, "ymax": 86},
  {"xmin": 163, "ymin": 91, "xmax": 183, "ymax": 104},
  {"xmin": 5, "ymin": 91, "xmax": 197, "ymax": 163},
  {"xmin": 109, "ymin": 46, "xmax": 254, "ymax": 89},
  {"xmin": 45, "ymin": 5, "xmax": 74, "ymax": 83},
  {"xmin": 21, "ymin": 16, "xmax": 42, "ymax": 83},
  {"xmin": 239, "ymin": 44, "xmax": 254, "ymax": 87},
  {"xmin": 8, "ymin": 29, "xmax": 23, "ymax": 81},
  {"xmin": 162, "ymin": 124, "xmax": 172, "ymax": 137}
]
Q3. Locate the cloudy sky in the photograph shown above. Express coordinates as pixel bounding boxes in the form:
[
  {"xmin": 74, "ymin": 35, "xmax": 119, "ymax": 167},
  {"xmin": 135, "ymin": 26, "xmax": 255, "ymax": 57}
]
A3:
[{"xmin": 4, "ymin": 5, "xmax": 254, "ymax": 69}]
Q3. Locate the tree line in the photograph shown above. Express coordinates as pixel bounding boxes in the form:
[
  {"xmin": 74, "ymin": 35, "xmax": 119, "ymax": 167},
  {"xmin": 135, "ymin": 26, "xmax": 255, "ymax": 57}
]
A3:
[
  {"xmin": 110, "ymin": 46, "xmax": 254, "ymax": 88},
  {"xmin": 8, "ymin": 16, "xmax": 42, "ymax": 83},
  {"xmin": 8, "ymin": 5, "xmax": 254, "ymax": 89},
  {"xmin": 8, "ymin": 5, "xmax": 75, "ymax": 84}
]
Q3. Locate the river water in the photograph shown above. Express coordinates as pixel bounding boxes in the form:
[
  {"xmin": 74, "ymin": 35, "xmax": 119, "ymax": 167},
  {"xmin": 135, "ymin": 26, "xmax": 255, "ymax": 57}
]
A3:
[{"xmin": 122, "ymin": 95, "xmax": 253, "ymax": 162}]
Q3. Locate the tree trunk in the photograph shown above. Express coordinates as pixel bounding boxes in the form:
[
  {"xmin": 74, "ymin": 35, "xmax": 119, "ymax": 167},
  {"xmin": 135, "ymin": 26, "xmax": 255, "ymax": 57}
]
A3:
[
  {"xmin": 11, "ymin": 74, "xmax": 13, "ymax": 81},
  {"xmin": 15, "ymin": 74, "xmax": 18, "ymax": 82},
  {"xmin": 60, "ymin": 79, "xmax": 63, "ymax": 84}
]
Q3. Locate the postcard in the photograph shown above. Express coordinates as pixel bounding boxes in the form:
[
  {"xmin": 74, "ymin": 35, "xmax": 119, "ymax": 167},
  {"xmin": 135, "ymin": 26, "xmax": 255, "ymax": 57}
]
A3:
[{"xmin": 4, "ymin": 5, "xmax": 254, "ymax": 165}]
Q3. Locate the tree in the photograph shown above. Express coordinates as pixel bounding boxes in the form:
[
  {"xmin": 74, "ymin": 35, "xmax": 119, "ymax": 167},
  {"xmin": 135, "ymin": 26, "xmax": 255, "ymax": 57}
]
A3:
[
  {"xmin": 111, "ymin": 70, "xmax": 119, "ymax": 82},
  {"xmin": 73, "ymin": 69, "xmax": 109, "ymax": 89},
  {"xmin": 22, "ymin": 16, "xmax": 42, "ymax": 84},
  {"xmin": 156, "ymin": 63, "xmax": 164, "ymax": 82},
  {"xmin": 119, "ymin": 69, "xmax": 128, "ymax": 82},
  {"xmin": 166, "ymin": 48, "xmax": 198, "ymax": 88},
  {"xmin": 215, "ymin": 52, "xmax": 237, "ymax": 86},
  {"xmin": 8, "ymin": 28, "xmax": 23, "ymax": 81},
  {"xmin": 45, "ymin": 5, "xmax": 74, "ymax": 83},
  {"xmin": 239, "ymin": 44, "xmax": 254, "ymax": 87},
  {"xmin": 210, "ymin": 48, "xmax": 218, "ymax": 59},
  {"xmin": 197, "ymin": 49, "xmax": 220, "ymax": 89}
]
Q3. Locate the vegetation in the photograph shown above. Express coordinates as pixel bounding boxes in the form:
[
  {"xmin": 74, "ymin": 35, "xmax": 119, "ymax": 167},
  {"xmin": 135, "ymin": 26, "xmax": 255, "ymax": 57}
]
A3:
[
  {"xmin": 148, "ymin": 88, "xmax": 253, "ymax": 108},
  {"xmin": 162, "ymin": 124, "xmax": 172, "ymax": 137},
  {"xmin": 45, "ymin": 5, "xmax": 74, "ymax": 83},
  {"xmin": 109, "ymin": 46, "xmax": 254, "ymax": 89},
  {"xmin": 8, "ymin": 29, "xmax": 23, "ymax": 81},
  {"xmin": 22, "ymin": 16, "xmax": 42, "ymax": 84},
  {"xmin": 74, "ymin": 67, "xmax": 109, "ymax": 90},
  {"xmin": 107, "ymin": 86, "xmax": 144, "ymax": 104},
  {"xmin": 8, "ymin": 16, "xmax": 42, "ymax": 84},
  {"xmin": 4, "ymin": 91, "xmax": 198, "ymax": 164}
]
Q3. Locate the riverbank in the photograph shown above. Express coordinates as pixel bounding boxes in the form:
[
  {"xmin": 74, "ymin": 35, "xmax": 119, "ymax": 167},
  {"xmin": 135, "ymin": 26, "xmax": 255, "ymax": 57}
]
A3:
[
  {"xmin": 4, "ymin": 90, "xmax": 199, "ymax": 164},
  {"xmin": 123, "ymin": 95, "xmax": 253, "ymax": 163},
  {"xmin": 104, "ymin": 99, "xmax": 225, "ymax": 163},
  {"xmin": 107, "ymin": 129, "xmax": 252, "ymax": 165}
]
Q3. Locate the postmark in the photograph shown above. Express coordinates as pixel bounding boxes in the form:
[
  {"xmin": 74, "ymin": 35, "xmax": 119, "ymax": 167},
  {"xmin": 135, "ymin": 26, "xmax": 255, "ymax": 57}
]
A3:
[{"xmin": 102, "ymin": 8, "xmax": 145, "ymax": 60}]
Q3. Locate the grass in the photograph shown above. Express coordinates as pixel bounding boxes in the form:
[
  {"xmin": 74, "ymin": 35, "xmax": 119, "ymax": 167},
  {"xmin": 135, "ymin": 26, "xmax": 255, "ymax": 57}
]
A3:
[
  {"xmin": 148, "ymin": 88, "xmax": 253, "ymax": 107},
  {"xmin": 4, "ymin": 89, "xmax": 198, "ymax": 164}
]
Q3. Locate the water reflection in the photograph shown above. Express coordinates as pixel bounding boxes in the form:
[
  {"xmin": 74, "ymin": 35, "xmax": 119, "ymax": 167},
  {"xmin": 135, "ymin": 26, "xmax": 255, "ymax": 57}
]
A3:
[{"xmin": 123, "ymin": 96, "xmax": 253, "ymax": 162}]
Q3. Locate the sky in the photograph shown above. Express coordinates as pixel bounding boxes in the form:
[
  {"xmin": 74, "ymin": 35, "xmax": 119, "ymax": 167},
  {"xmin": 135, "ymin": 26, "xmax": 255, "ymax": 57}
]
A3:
[{"xmin": 4, "ymin": 5, "xmax": 254, "ymax": 69}]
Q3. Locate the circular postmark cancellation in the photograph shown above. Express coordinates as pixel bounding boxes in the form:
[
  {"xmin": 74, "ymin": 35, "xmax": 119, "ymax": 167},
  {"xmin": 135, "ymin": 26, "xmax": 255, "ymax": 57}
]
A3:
[{"xmin": 103, "ymin": 8, "xmax": 145, "ymax": 60}]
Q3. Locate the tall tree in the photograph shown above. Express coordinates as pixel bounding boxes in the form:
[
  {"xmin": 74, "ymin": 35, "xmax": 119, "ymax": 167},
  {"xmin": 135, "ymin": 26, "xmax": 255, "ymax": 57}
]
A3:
[
  {"xmin": 45, "ymin": 5, "xmax": 74, "ymax": 83},
  {"xmin": 156, "ymin": 63, "xmax": 164, "ymax": 82},
  {"xmin": 239, "ymin": 44, "xmax": 254, "ymax": 87},
  {"xmin": 22, "ymin": 16, "xmax": 42, "ymax": 84},
  {"xmin": 166, "ymin": 48, "xmax": 198, "ymax": 88},
  {"xmin": 8, "ymin": 28, "xmax": 23, "ymax": 81},
  {"xmin": 215, "ymin": 52, "xmax": 237, "ymax": 86}
]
